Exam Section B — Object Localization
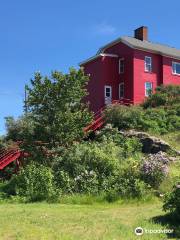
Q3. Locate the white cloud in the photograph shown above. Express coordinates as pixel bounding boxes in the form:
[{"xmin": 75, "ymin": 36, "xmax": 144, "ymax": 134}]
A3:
[{"xmin": 93, "ymin": 22, "xmax": 116, "ymax": 35}]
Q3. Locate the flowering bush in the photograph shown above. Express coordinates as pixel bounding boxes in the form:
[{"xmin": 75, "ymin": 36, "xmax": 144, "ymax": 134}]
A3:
[
  {"xmin": 140, "ymin": 152, "xmax": 169, "ymax": 188},
  {"xmin": 53, "ymin": 139, "xmax": 145, "ymax": 197},
  {"xmin": 74, "ymin": 170, "xmax": 99, "ymax": 194},
  {"xmin": 53, "ymin": 141, "xmax": 122, "ymax": 194}
]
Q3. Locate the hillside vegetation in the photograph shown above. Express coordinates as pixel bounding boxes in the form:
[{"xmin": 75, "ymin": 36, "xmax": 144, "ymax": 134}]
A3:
[
  {"xmin": 0, "ymin": 70, "xmax": 180, "ymax": 239},
  {"xmin": 104, "ymin": 85, "xmax": 180, "ymax": 137}
]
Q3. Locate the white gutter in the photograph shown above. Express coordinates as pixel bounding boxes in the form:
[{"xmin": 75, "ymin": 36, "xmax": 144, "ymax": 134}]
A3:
[{"xmin": 79, "ymin": 53, "xmax": 118, "ymax": 66}]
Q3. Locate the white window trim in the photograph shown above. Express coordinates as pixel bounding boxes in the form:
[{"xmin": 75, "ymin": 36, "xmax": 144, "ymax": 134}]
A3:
[
  {"xmin": 145, "ymin": 82, "xmax": 153, "ymax": 97},
  {"xmin": 119, "ymin": 82, "xmax": 124, "ymax": 99},
  {"xmin": 119, "ymin": 58, "xmax": 124, "ymax": 74},
  {"xmin": 145, "ymin": 56, "xmax": 152, "ymax": 72},
  {"xmin": 172, "ymin": 61, "xmax": 180, "ymax": 76},
  {"xmin": 104, "ymin": 85, "xmax": 112, "ymax": 98}
]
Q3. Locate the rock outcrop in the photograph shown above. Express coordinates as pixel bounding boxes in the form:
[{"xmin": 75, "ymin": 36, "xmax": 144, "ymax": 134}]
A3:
[{"xmin": 119, "ymin": 130, "xmax": 180, "ymax": 155}]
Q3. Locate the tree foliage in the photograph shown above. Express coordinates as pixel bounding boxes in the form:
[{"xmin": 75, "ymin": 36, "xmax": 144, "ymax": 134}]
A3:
[
  {"xmin": 4, "ymin": 68, "xmax": 92, "ymax": 151},
  {"xmin": 25, "ymin": 68, "xmax": 92, "ymax": 147},
  {"xmin": 5, "ymin": 115, "xmax": 35, "ymax": 142}
]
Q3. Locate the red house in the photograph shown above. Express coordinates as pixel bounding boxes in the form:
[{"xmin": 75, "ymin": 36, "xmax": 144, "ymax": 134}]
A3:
[{"xmin": 80, "ymin": 26, "xmax": 180, "ymax": 113}]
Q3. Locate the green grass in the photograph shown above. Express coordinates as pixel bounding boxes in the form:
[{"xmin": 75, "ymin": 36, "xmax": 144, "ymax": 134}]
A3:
[
  {"xmin": 0, "ymin": 200, "xmax": 175, "ymax": 240},
  {"xmin": 157, "ymin": 132, "xmax": 180, "ymax": 151},
  {"xmin": 159, "ymin": 161, "xmax": 180, "ymax": 193}
]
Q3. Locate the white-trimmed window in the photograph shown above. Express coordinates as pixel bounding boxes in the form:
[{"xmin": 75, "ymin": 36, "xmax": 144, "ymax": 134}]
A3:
[
  {"xmin": 145, "ymin": 82, "xmax": 153, "ymax": 97},
  {"xmin": 119, "ymin": 58, "xmax": 124, "ymax": 74},
  {"xmin": 119, "ymin": 82, "xmax": 124, "ymax": 98},
  {"xmin": 145, "ymin": 56, "xmax": 152, "ymax": 72},
  {"xmin": 172, "ymin": 62, "xmax": 180, "ymax": 75}
]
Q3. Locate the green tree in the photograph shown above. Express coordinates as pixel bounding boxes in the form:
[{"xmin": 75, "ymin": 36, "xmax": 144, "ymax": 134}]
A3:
[
  {"xmin": 26, "ymin": 68, "xmax": 92, "ymax": 147},
  {"xmin": 5, "ymin": 115, "xmax": 35, "ymax": 142}
]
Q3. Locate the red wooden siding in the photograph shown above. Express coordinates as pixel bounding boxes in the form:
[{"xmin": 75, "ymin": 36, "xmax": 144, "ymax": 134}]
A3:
[
  {"xmin": 133, "ymin": 49, "xmax": 162, "ymax": 104},
  {"xmin": 104, "ymin": 42, "xmax": 134, "ymax": 102},
  {"xmin": 82, "ymin": 38, "xmax": 180, "ymax": 112},
  {"xmin": 162, "ymin": 57, "xmax": 180, "ymax": 85}
]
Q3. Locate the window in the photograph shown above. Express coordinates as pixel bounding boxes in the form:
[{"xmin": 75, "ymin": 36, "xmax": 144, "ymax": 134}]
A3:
[
  {"xmin": 145, "ymin": 56, "xmax": 152, "ymax": 72},
  {"xmin": 119, "ymin": 82, "xmax": 124, "ymax": 98},
  {"xmin": 105, "ymin": 86, "xmax": 112, "ymax": 98},
  {"xmin": 172, "ymin": 62, "xmax": 180, "ymax": 75},
  {"xmin": 145, "ymin": 82, "xmax": 152, "ymax": 97},
  {"xmin": 119, "ymin": 59, "xmax": 124, "ymax": 74}
]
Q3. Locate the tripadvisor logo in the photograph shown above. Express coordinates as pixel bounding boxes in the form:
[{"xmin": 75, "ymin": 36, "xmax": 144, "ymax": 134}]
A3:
[
  {"xmin": 134, "ymin": 226, "xmax": 174, "ymax": 236},
  {"xmin": 135, "ymin": 227, "xmax": 144, "ymax": 236}
]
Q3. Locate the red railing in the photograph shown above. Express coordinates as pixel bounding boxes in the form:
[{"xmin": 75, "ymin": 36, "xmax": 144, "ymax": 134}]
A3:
[
  {"xmin": 0, "ymin": 149, "xmax": 23, "ymax": 170},
  {"xmin": 84, "ymin": 105, "xmax": 106, "ymax": 132},
  {"xmin": 84, "ymin": 98, "xmax": 133, "ymax": 133}
]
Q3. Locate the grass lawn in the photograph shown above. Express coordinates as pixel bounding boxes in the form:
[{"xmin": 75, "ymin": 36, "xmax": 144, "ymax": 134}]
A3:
[{"xmin": 0, "ymin": 200, "xmax": 176, "ymax": 240}]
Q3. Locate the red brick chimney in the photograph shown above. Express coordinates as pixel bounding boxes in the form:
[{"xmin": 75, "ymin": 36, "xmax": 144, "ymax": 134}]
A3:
[{"xmin": 134, "ymin": 26, "xmax": 148, "ymax": 41}]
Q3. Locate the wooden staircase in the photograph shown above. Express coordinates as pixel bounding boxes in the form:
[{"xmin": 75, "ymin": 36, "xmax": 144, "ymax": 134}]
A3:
[
  {"xmin": 84, "ymin": 99, "xmax": 133, "ymax": 133},
  {"xmin": 0, "ymin": 149, "xmax": 23, "ymax": 171}
]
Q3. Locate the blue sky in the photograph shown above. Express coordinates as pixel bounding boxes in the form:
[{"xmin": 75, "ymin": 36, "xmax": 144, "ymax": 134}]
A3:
[{"xmin": 0, "ymin": 0, "xmax": 180, "ymax": 135}]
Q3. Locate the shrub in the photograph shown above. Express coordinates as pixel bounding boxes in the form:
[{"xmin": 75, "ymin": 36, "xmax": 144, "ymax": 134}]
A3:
[
  {"xmin": 1, "ymin": 178, "xmax": 17, "ymax": 196},
  {"xmin": 54, "ymin": 141, "xmax": 121, "ymax": 178},
  {"xmin": 166, "ymin": 109, "xmax": 180, "ymax": 131},
  {"xmin": 74, "ymin": 170, "xmax": 99, "ymax": 194},
  {"xmin": 112, "ymin": 160, "xmax": 149, "ymax": 198},
  {"xmin": 95, "ymin": 125, "xmax": 142, "ymax": 158},
  {"xmin": 143, "ymin": 85, "xmax": 180, "ymax": 108},
  {"xmin": 95, "ymin": 124, "xmax": 123, "ymax": 144},
  {"xmin": 141, "ymin": 108, "xmax": 168, "ymax": 134},
  {"xmin": 104, "ymin": 103, "xmax": 180, "ymax": 134},
  {"xmin": 104, "ymin": 105, "xmax": 144, "ymax": 130},
  {"xmin": 163, "ymin": 184, "xmax": 180, "ymax": 220},
  {"xmin": 140, "ymin": 152, "xmax": 169, "ymax": 188},
  {"xmin": 172, "ymin": 103, "xmax": 180, "ymax": 116},
  {"xmin": 120, "ymin": 137, "xmax": 142, "ymax": 158},
  {"xmin": 54, "ymin": 170, "xmax": 74, "ymax": 194},
  {"xmin": 15, "ymin": 163, "xmax": 57, "ymax": 202},
  {"xmin": 105, "ymin": 189, "xmax": 120, "ymax": 202},
  {"xmin": 54, "ymin": 169, "xmax": 99, "ymax": 195},
  {"xmin": 53, "ymin": 137, "xmax": 143, "ymax": 196},
  {"xmin": 114, "ymin": 176, "xmax": 148, "ymax": 198}
]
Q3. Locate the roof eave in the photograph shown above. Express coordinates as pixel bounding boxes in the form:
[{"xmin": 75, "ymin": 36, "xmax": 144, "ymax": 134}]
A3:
[{"xmin": 79, "ymin": 54, "xmax": 101, "ymax": 66}]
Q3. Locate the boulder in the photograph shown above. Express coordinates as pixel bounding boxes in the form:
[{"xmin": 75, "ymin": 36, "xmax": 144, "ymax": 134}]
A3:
[{"xmin": 119, "ymin": 130, "xmax": 179, "ymax": 155}]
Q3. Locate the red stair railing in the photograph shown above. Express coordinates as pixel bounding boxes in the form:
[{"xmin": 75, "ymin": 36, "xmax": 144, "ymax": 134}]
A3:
[
  {"xmin": 0, "ymin": 149, "xmax": 23, "ymax": 170},
  {"xmin": 84, "ymin": 98, "xmax": 134, "ymax": 133}
]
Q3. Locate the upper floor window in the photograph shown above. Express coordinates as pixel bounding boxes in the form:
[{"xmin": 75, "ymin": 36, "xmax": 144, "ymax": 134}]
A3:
[
  {"xmin": 145, "ymin": 56, "xmax": 152, "ymax": 72},
  {"xmin": 172, "ymin": 62, "xmax": 180, "ymax": 75},
  {"xmin": 119, "ymin": 58, "xmax": 124, "ymax": 74},
  {"xmin": 145, "ymin": 82, "xmax": 152, "ymax": 97}
]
